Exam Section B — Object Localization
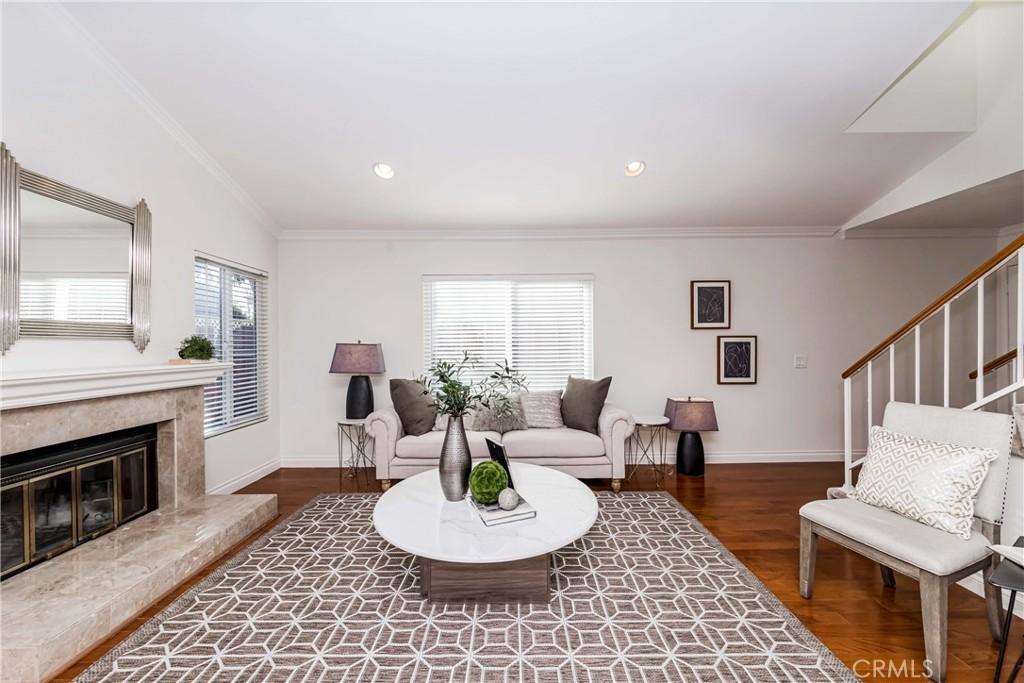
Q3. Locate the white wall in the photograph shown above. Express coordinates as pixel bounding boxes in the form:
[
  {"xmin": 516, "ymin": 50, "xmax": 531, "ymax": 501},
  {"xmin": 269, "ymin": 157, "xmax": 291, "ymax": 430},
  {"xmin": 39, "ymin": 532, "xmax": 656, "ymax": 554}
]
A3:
[
  {"xmin": 1, "ymin": 4, "xmax": 280, "ymax": 493},
  {"xmin": 842, "ymin": 2, "xmax": 1023, "ymax": 231},
  {"xmin": 278, "ymin": 235, "xmax": 996, "ymax": 465}
]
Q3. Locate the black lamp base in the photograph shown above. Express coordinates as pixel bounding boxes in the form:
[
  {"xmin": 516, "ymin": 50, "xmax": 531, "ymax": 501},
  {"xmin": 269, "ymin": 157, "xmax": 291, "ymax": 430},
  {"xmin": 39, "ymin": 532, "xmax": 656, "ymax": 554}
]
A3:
[
  {"xmin": 346, "ymin": 375, "xmax": 374, "ymax": 419},
  {"xmin": 676, "ymin": 432, "xmax": 705, "ymax": 476}
]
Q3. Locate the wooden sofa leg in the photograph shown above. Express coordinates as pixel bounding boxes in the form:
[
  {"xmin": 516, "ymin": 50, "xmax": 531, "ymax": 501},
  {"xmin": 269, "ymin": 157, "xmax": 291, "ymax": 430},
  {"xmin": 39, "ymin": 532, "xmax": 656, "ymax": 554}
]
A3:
[
  {"xmin": 799, "ymin": 517, "xmax": 817, "ymax": 599},
  {"xmin": 880, "ymin": 565, "xmax": 897, "ymax": 588},
  {"xmin": 610, "ymin": 479, "xmax": 622, "ymax": 494},
  {"xmin": 919, "ymin": 571, "xmax": 948, "ymax": 683},
  {"xmin": 984, "ymin": 559, "xmax": 1005, "ymax": 641},
  {"xmin": 380, "ymin": 479, "xmax": 391, "ymax": 492}
]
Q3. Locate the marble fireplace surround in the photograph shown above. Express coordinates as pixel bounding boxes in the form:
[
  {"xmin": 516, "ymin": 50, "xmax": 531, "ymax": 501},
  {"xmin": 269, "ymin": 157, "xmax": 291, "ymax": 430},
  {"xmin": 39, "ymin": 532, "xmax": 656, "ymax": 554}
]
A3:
[{"xmin": 0, "ymin": 364, "xmax": 279, "ymax": 682}]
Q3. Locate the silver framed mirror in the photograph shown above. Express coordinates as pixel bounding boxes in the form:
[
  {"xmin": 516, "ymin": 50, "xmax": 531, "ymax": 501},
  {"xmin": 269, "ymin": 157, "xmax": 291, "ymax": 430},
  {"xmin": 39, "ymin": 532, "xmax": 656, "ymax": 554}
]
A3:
[{"xmin": 0, "ymin": 143, "xmax": 151, "ymax": 354}]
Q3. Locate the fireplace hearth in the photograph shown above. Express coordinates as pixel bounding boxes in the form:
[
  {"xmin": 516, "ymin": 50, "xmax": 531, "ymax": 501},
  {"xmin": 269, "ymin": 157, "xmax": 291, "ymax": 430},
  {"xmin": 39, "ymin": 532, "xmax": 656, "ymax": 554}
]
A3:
[{"xmin": 1, "ymin": 425, "xmax": 157, "ymax": 579}]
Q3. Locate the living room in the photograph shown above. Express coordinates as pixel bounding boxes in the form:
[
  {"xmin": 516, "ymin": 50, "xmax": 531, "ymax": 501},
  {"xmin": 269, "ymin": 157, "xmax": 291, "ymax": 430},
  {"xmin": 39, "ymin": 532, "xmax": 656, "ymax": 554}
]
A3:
[{"xmin": 1, "ymin": 2, "xmax": 1022, "ymax": 682}]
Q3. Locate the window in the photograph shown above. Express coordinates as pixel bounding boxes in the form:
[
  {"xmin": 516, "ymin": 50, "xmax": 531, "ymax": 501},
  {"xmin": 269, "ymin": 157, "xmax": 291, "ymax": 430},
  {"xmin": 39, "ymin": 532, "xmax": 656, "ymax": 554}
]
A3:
[
  {"xmin": 194, "ymin": 256, "xmax": 269, "ymax": 437},
  {"xmin": 423, "ymin": 275, "xmax": 593, "ymax": 390},
  {"xmin": 20, "ymin": 273, "xmax": 130, "ymax": 323}
]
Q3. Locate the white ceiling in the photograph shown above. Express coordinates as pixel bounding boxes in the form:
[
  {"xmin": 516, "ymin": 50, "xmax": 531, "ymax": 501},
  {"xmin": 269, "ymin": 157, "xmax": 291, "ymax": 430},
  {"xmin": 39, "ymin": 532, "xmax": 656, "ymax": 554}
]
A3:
[{"xmin": 62, "ymin": 1, "xmax": 971, "ymax": 234}]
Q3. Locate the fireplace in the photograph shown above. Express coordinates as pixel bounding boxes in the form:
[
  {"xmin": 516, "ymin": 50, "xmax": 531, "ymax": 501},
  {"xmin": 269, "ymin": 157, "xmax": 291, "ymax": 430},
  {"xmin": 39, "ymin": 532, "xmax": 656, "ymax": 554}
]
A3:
[{"xmin": 1, "ymin": 425, "xmax": 158, "ymax": 580}]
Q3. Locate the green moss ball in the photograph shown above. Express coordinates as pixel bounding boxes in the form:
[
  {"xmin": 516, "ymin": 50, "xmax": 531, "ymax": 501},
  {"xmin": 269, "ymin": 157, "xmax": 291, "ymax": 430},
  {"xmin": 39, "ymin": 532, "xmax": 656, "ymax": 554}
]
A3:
[{"xmin": 468, "ymin": 461, "xmax": 509, "ymax": 504}]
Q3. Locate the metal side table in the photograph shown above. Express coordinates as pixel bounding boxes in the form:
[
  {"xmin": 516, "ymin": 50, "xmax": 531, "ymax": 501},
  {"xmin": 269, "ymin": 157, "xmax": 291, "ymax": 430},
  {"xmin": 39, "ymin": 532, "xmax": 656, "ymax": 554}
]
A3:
[
  {"xmin": 991, "ymin": 536, "xmax": 1024, "ymax": 683},
  {"xmin": 627, "ymin": 415, "xmax": 670, "ymax": 486},
  {"xmin": 337, "ymin": 418, "xmax": 371, "ymax": 478}
]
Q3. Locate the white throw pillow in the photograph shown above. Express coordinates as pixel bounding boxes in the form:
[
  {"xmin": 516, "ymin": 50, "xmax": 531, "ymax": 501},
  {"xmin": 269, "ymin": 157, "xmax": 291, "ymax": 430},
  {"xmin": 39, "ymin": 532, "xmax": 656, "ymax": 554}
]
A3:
[
  {"xmin": 853, "ymin": 425, "xmax": 998, "ymax": 539},
  {"xmin": 519, "ymin": 390, "xmax": 564, "ymax": 429}
]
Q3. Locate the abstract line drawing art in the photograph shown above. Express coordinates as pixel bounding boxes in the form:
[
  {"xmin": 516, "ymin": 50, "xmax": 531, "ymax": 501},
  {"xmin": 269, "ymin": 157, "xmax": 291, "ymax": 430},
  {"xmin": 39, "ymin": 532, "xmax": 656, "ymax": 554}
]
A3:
[
  {"xmin": 718, "ymin": 335, "xmax": 757, "ymax": 384},
  {"xmin": 691, "ymin": 281, "xmax": 731, "ymax": 329}
]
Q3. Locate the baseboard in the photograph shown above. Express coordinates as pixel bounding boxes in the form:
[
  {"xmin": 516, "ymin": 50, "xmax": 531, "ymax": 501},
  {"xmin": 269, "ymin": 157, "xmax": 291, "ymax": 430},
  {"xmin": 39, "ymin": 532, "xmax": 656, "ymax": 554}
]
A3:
[
  {"xmin": 959, "ymin": 572, "xmax": 1024, "ymax": 618},
  {"xmin": 280, "ymin": 454, "xmax": 348, "ymax": 468},
  {"xmin": 281, "ymin": 450, "xmax": 853, "ymax": 468},
  {"xmin": 685, "ymin": 450, "xmax": 850, "ymax": 464},
  {"xmin": 206, "ymin": 458, "xmax": 281, "ymax": 494}
]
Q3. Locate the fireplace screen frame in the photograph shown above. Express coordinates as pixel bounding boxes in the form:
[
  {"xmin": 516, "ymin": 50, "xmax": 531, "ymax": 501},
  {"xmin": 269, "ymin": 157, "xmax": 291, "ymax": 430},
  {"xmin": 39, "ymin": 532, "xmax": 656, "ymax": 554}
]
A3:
[{"xmin": 1, "ymin": 429, "xmax": 156, "ymax": 580}]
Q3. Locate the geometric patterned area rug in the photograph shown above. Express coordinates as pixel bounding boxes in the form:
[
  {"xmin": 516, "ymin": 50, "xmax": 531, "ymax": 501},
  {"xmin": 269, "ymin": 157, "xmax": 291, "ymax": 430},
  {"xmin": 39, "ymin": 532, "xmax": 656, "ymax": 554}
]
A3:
[{"xmin": 78, "ymin": 492, "xmax": 857, "ymax": 682}]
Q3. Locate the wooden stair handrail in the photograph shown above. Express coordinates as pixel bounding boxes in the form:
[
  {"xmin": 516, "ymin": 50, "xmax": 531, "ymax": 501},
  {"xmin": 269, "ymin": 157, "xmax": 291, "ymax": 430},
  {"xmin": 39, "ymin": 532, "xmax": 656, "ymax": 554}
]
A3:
[
  {"xmin": 842, "ymin": 233, "xmax": 1024, "ymax": 379},
  {"xmin": 968, "ymin": 349, "xmax": 1018, "ymax": 380}
]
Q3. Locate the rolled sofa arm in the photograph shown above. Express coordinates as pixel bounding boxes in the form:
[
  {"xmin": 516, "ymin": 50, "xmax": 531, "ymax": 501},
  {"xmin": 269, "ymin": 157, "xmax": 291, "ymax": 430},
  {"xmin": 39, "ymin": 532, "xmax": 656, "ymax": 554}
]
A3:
[
  {"xmin": 599, "ymin": 404, "xmax": 635, "ymax": 480},
  {"xmin": 366, "ymin": 407, "xmax": 403, "ymax": 480}
]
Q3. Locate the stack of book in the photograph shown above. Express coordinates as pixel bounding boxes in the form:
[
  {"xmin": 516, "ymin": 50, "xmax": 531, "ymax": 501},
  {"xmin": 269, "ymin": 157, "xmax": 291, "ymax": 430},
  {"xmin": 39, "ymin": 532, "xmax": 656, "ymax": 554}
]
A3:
[{"xmin": 468, "ymin": 496, "xmax": 537, "ymax": 527}]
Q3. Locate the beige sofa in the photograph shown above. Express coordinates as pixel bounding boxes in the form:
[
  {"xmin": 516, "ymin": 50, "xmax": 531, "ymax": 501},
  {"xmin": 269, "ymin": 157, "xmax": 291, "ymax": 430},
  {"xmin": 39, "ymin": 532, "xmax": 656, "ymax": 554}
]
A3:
[{"xmin": 366, "ymin": 405, "xmax": 635, "ymax": 492}]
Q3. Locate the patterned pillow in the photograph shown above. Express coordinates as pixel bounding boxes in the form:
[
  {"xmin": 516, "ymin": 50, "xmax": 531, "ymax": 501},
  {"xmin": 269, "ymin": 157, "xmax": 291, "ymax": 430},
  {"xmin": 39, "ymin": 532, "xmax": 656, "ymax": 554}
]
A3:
[
  {"xmin": 472, "ymin": 398, "xmax": 528, "ymax": 433},
  {"xmin": 853, "ymin": 425, "xmax": 998, "ymax": 539},
  {"xmin": 519, "ymin": 390, "xmax": 564, "ymax": 429}
]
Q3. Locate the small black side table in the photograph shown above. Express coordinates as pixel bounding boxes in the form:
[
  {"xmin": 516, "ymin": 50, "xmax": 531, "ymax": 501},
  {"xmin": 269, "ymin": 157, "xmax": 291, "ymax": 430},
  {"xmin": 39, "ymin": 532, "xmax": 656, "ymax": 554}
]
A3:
[{"xmin": 990, "ymin": 536, "xmax": 1024, "ymax": 683}]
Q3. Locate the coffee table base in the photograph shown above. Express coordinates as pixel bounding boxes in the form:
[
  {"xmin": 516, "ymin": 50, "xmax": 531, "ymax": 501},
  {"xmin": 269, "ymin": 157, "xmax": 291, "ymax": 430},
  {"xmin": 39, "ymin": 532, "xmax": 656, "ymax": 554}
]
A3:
[{"xmin": 418, "ymin": 555, "xmax": 551, "ymax": 603}]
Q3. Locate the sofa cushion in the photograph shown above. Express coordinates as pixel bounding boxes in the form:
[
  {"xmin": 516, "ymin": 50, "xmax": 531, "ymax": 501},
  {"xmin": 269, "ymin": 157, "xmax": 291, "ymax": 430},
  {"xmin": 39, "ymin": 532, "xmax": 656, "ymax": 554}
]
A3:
[
  {"xmin": 395, "ymin": 430, "xmax": 502, "ymax": 460},
  {"xmin": 502, "ymin": 428, "xmax": 605, "ymax": 459},
  {"xmin": 390, "ymin": 379, "xmax": 435, "ymax": 436},
  {"xmin": 561, "ymin": 376, "xmax": 612, "ymax": 434},
  {"xmin": 799, "ymin": 498, "xmax": 990, "ymax": 576}
]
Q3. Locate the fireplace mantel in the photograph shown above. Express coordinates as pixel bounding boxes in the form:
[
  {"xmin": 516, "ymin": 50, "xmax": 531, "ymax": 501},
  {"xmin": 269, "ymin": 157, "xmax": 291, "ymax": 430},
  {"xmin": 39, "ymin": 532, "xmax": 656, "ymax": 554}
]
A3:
[{"xmin": 0, "ymin": 362, "xmax": 231, "ymax": 410}]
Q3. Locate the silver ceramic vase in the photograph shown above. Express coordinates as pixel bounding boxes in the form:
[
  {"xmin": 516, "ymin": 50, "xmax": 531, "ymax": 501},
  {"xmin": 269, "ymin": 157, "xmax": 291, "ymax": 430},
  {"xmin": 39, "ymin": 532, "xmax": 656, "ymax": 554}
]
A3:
[{"xmin": 439, "ymin": 414, "xmax": 471, "ymax": 501}]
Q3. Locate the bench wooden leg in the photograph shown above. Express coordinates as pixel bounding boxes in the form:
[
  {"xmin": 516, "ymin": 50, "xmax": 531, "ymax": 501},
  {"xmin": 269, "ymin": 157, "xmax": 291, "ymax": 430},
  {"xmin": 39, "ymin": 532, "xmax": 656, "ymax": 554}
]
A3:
[
  {"xmin": 380, "ymin": 479, "xmax": 391, "ymax": 492},
  {"xmin": 799, "ymin": 517, "xmax": 817, "ymax": 599},
  {"xmin": 984, "ymin": 558, "xmax": 1005, "ymax": 641},
  {"xmin": 611, "ymin": 479, "xmax": 622, "ymax": 494},
  {"xmin": 919, "ymin": 571, "xmax": 948, "ymax": 683}
]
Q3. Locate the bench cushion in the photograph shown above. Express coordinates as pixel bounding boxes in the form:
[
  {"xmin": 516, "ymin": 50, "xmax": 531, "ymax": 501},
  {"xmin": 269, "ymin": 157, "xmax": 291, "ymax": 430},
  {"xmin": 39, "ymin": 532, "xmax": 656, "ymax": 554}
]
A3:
[
  {"xmin": 502, "ymin": 428, "xmax": 605, "ymax": 459},
  {"xmin": 395, "ymin": 430, "xmax": 502, "ymax": 460},
  {"xmin": 799, "ymin": 498, "xmax": 990, "ymax": 576}
]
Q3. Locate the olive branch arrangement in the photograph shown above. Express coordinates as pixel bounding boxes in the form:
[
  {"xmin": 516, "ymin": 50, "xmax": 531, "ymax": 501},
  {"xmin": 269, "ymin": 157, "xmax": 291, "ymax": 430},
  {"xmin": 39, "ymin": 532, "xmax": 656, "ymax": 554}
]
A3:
[{"xmin": 421, "ymin": 352, "xmax": 527, "ymax": 418}]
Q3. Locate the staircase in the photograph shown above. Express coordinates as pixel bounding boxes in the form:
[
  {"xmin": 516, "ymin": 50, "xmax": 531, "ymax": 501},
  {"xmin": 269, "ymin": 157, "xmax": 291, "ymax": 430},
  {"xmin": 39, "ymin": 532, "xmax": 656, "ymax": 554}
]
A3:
[
  {"xmin": 841, "ymin": 234, "xmax": 1024, "ymax": 609},
  {"xmin": 842, "ymin": 233, "xmax": 1024, "ymax": 486}
]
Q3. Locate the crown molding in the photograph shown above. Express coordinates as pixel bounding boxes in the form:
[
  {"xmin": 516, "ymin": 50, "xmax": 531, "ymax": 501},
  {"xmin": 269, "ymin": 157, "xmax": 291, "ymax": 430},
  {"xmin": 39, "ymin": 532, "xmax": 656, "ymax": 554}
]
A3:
[
  {"xmin": 841, "ymin": 225, "xmax": 1005, "ymax": 240},
  {"xmin": 45, "ymin": 4, "xmax": 281, "ymax": 238},
  {"xmin": 279, "ymin": 225, "xmax": 841, "ymax": 242}
]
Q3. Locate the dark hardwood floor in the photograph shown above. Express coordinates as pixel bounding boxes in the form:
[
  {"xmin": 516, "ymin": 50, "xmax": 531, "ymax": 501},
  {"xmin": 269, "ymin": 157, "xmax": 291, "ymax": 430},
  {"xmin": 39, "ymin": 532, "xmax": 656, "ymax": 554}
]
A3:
[{"xmin": 55, "ymin": 463, "xmax": 1018, "ymax": 682}]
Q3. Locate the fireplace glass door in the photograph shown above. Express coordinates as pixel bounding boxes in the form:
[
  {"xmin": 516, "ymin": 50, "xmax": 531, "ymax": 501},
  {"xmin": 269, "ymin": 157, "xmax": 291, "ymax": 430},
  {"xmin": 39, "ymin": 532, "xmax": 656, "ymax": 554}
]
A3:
[
  {"xmin": 119, "ymin": 449, "xmax": 147, "ymax": 523},
  {"xmin": 78, "ymin": 457, "xmax": 117, "ymax": 540},
  {"xmin": 30, "ymin": 469, "xmax": 76, "ymax": 561},
  {"xmin": 1, "ymin": 482, "xmax": 29, "ymax": 575}
]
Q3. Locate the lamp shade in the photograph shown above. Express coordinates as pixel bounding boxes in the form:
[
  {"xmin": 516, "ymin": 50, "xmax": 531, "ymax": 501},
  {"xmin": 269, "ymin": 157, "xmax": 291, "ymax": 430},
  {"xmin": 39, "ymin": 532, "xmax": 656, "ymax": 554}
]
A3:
[
  {"xmin": 664, "ymin": 397, "xmax": 718, "ymax": 432},
  {"xmin": 329, "ymin": 343, "xmax": 385, "ymax": 374}
]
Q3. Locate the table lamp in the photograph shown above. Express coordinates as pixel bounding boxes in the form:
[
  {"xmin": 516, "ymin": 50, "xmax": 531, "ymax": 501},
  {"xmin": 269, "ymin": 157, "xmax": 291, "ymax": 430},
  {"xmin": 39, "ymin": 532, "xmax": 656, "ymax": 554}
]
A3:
[
  {"xmin": 664, "ymin": 397, "xmax": 718, "ymax": 476},
  {"xmin": 330, "ymin": 342, "xmax": 385, "ymax": 419}
]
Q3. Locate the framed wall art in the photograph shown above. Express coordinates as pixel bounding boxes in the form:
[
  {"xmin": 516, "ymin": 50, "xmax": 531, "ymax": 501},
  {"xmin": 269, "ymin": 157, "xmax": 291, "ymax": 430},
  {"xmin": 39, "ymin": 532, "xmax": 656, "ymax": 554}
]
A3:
[
  {"xmin": 717, "ymin": 335, "xmax": 757, "ymax": 384},
  {"xmin": 691, "ymin": 280, "xmax": 730, "ymax": 329}
]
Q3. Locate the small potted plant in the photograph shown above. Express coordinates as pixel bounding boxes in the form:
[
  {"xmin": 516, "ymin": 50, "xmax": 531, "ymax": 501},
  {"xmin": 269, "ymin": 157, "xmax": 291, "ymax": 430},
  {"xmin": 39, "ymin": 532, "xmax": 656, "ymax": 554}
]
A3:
[
  {"xmin": 422, "ymin": 353, "xmax": 525, "ymax": 501},
  {"xmin": 171, "ymin": 335, "xmax": 215, "ymax": 364}
]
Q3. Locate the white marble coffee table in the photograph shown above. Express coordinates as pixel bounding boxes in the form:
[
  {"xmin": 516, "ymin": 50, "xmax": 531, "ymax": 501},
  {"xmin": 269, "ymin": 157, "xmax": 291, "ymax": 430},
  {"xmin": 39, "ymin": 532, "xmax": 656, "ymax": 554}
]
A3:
[{"xmin": 373, "ymin": 462, "xmax": 598, "ymax": 602}]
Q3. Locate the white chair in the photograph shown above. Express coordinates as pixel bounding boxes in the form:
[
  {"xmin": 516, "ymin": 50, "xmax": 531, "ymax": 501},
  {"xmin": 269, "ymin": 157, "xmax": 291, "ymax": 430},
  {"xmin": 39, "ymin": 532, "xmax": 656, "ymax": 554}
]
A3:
[{"xmin": 799, "ymin": 402, "xmax": 1013, "ymax": 683}]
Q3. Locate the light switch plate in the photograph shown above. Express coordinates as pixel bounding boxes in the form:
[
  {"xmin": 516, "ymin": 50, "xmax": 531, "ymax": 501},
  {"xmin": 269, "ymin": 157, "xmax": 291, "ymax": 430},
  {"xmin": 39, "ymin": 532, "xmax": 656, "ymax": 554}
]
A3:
[{"xmin": 793, "ymin": 354, "xmax": 808, "ymax": 369}]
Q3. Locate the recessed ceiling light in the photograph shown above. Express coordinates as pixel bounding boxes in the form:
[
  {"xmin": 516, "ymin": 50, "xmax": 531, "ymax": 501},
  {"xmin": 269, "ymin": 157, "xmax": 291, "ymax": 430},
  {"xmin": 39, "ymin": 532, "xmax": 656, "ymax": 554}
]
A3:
[
  {"xmin": 373, "ymin": 162, "xmax": 395, "ymax": 180},
  {"xmin": 624, "ymin": 160, "xmax": 646, "ymax": 177}
]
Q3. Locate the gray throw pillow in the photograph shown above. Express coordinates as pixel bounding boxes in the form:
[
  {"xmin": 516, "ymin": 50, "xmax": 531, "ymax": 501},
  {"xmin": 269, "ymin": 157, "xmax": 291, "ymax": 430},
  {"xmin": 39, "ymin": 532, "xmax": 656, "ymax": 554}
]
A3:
[
  {"xmin": 520, "ymin": 390, "xmax": 565, "ymax": 429},
  {"xmin": 473, "ymin": 397, "xmax": 528, "ymax": 433},
  {"xmin": 389, "ymin": 379, "xmax": 435, "ymax": 436},
  {"xmin": 560, "ymin": 376, "xmax": 612, "ymax": 434}
]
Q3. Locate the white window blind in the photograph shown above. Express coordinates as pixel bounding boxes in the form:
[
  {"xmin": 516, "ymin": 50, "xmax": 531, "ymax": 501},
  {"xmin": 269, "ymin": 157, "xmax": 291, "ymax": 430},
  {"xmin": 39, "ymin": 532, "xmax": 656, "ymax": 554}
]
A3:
[
  {"xmin": 20, "ymin": 273, "xmax": 130, "ymax": 323},
  {"xmin": 194, "ymin": 257, "xmax": 269, "ymax": 437},
  {"xmin": 423, "ymin": 275, "xmax": 594, "ymax": 390}
]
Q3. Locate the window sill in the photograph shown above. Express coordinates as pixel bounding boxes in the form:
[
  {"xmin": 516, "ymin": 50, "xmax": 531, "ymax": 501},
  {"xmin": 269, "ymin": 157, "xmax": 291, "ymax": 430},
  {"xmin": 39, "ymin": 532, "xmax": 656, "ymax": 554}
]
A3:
[{"xmin": 204, "ymin": 416, "xmax": 269, "ymax": 439}]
